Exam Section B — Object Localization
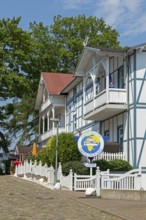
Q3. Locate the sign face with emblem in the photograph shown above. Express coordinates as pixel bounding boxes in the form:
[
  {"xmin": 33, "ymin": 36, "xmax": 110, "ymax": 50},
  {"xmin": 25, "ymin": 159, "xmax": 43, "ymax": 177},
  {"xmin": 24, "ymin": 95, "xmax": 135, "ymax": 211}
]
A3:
[{"xmin": 78, "ymin": 131, "xmax": 104, "ymax": 157}]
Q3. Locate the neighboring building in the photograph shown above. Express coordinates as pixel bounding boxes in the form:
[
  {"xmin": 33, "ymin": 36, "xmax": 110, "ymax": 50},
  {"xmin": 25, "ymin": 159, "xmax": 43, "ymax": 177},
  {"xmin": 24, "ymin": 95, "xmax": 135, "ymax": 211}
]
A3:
[
  {"xmin": 35, "ymin": 43, "xmax": 146, "ymax": 168},
  {"xmin": 14, "ymin": 145, "xmax": 42, "ymax": 162},
  {"xmin": 35, "ymin": 72, "xmax": 73, "ymax": 147}
]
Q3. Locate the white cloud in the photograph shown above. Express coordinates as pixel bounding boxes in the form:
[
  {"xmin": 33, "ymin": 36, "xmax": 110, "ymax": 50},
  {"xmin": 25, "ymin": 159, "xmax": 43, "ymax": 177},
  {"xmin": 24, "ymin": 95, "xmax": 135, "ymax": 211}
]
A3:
[
  {"xmin": 94, "ymin": 0, "xmax": 146, "ymax": 36},
  {"xmin": 61, "ymin": 0, "xmax": 92, "ymax": 9},
  {"xmin": 58, "ymin": 0, "xmax": 146, "ymax": 43}
]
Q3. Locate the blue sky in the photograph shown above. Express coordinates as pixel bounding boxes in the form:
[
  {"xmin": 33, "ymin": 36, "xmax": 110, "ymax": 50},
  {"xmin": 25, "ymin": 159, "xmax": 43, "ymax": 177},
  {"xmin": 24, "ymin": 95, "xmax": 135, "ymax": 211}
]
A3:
[{"xmin": 0, "ymin": 0, "xmax": 146, "ymax": 47}]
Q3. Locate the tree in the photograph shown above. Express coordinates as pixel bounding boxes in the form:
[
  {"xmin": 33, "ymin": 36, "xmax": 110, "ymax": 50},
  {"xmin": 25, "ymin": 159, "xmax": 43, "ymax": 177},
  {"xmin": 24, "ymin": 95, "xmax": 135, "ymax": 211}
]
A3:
[
  {"xmin": 46, "ymin": 133, "xmax": 81, "ymax": 167},
  {"xmin": 50, "ymin": 15, "xmax": 120, "ymax": 72},
  {"xmin": 0, "ymin": 17, "xmax": 34, "ymax": 149},
  {"xmin": 0, "ymin": 15, "xmax": 121, "ymax": 149}
]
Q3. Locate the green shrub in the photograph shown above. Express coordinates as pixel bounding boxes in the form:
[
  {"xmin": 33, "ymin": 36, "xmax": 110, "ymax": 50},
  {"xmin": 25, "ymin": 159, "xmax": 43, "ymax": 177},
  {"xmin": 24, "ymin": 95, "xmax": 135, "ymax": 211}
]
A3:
[
  {"xmin": 93, "ymin": 159, "xmax": 132, "ymax": 172},
  {"xmin": 62, "ymin": 161, "xmax": 90, "ymax": 176},
  {"xmin": 93, "ymin": 159, "xmax": 110, "ymax": 171},
  {"xmin": 36, "ymin": 148, "xmax": 51, "ymax": 166},
  {"xmin": 108, "ymin": 159, "xmax": 132, "ymax": 171},
  {"xmin": 46, "ymin": 133, "xmax": 82, "ymax": 167}
]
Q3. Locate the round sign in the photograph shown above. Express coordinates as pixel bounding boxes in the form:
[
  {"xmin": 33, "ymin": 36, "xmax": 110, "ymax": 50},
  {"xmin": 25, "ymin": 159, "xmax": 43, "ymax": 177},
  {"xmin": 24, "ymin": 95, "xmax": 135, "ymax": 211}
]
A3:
[{"xmin": 78, "ymin": 131, "xmax": 104, "ymax": 157}]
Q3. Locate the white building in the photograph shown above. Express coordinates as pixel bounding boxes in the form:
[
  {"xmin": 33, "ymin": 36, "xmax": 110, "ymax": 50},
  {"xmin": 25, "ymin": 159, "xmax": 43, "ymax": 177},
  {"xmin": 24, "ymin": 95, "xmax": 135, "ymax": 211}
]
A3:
[
  {"xmin": 35, "ymin": 43, "xmax": 146, "ymax": 168},
  {"xmin": 35, "ymin": 72, "xmax": 73, "ymax": 147}
]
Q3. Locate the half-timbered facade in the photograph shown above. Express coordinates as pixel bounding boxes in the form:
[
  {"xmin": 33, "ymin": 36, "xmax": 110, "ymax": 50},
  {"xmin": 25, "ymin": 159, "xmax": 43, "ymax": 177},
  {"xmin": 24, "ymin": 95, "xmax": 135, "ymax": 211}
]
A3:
[
  {"xmin": 74, "ymin": 44, "xmax": 146, "ymax": 168},
  {"xmin": 35, "ymin": 43, "xmax": 146, "ymax": 168}
]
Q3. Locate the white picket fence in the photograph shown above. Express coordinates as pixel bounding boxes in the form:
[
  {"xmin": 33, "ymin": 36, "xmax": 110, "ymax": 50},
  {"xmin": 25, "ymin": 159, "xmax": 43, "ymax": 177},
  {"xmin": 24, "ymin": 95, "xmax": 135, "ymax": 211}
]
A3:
[
  {"xmin": 94, "ymin": 152, "xmax": 125, "ymax": 161},
  {"xmin": 101, "ymin": 168, "xmax": 144, "ymax": 190},
  {"xmin": 15, "ymin": 160, "xmax": 55, "ymax": 185},
  {"xmin": 73, "ymin": 167, "xmax": 146, "ymax": 195},
  {"xmin": 14, "ymin": 160, "xmax": 73, "ymax": 190},
  {"xmin": 14, "ymin": 160, "xmax": 146, "ymax": 196},
  {"xmin": 74, "ymin": 169, "xmax": 109, "ymax": 191}
]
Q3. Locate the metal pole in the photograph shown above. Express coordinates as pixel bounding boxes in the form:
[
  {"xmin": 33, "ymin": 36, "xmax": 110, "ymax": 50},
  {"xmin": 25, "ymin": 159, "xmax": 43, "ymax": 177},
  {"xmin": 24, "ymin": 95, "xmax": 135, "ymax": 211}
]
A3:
[{"xmin": 55, "ymin": 121, "xmax": 59, "ymax": 184}]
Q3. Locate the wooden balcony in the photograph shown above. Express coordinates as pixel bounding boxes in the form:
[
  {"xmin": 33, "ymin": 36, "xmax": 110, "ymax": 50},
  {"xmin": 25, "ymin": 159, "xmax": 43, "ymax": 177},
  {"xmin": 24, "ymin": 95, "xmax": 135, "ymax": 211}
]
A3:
[
  {"xmin": 84, "ymin": 88, "xmax": 127, "ymax": 121},
  {"xmin": 40, "ymin": 96, "xmax": 65, "ymax": 112},
  {"xmin": 39, "ymin": 127, "xmax": 66, "ymax": 142}
]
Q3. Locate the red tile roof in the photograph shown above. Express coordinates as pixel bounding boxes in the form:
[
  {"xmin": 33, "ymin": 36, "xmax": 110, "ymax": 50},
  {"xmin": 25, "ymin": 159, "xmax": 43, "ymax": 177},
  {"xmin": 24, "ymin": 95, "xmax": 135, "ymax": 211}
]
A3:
[{"xmin": 42, "ymin": 72, "xmax": 74, "ymax": 95}]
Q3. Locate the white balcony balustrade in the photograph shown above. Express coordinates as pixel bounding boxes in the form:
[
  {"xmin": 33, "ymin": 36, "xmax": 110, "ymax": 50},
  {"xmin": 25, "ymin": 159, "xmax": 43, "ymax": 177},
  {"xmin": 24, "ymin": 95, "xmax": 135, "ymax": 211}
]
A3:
[
  {"xmin": 84, "ymin": 88, "xmax": 127, "ymax": 121},
  {"xmin": 39, "ymin": 127, "xmax": 66, "ymax": 142},
  {"xmin": 41, "ymin": 96, "xmax": 65, "ymax": 112}
]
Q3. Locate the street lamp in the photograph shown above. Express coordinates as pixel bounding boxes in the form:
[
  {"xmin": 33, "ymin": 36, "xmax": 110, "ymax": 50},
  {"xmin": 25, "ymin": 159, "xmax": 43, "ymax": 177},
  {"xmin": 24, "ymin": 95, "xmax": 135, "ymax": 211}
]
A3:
[{"xmin": 50, "ymin": 117, "xmax": 59, "ymax": 184}]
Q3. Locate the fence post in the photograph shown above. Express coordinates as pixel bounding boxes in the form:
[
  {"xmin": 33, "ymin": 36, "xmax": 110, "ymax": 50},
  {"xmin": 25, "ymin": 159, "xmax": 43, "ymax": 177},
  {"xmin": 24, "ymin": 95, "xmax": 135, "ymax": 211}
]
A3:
[
  {"xmin": 69, "ymin": 169, "xmax": 73, "ymax": 191},
  {"xmin": 96, "ymin": 167, "xmax": 101, "ymax": 197},
  {"xmin": 57, "ymin": 162, "xmax": 62, "ymax": 182},
  {"xmin": 59, "ymin": 166, "xmax": 62, "ymax": 186},
  {"xmin": 74, "ymin": 173, "xmax": 77, "ymax": 191},
  {"xmin": 30, "ymin": 160, "xmax": 33, "ymax": 178},
  {"xmin": 39, "ymin": 160, "xmax": 42, "ymax": 176},
  {"xmin": 14, "ymin": 165, "xmax": 18, "ymax": 177},
  {"xmin": 23, "ymin": 160, "xmax": 26, "ymax": 178},
  {"xmin": 44, "ymin": 163, "xmax": 48, "ymax": 179},
  {"xmin": 47, "ymin": 165, "xmax": 54, "ymax": 186}
]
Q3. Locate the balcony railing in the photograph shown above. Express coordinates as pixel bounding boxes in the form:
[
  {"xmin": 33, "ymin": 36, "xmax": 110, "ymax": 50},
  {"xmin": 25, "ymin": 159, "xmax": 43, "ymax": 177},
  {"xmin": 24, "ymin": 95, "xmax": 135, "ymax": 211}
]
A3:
[
  {"xmin": 41, "ymin": 96, "xmax": 65, "ymax": 112},
  {"xmin": 39, "ymin": 127, "xmax": 66, "ymax": 142},
  {"xmin": 84, "ymin": 88, "xmax": 127, "ymax": 120},
  {"xmin": 41, "ymin": 99, "xmax": 51, "ymax": 112}
]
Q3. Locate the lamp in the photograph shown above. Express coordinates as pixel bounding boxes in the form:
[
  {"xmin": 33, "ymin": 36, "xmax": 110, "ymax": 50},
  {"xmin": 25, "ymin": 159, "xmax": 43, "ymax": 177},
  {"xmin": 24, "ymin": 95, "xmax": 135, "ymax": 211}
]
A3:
[{"xmin": 50, "ymin": 117, "xmax": 59, "ymax": 184}]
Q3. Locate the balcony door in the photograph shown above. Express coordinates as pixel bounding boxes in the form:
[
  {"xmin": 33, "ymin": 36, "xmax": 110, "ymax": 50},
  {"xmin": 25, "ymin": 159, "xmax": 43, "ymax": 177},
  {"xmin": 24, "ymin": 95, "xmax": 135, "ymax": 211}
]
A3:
[
  {"xmin": 117, "ymin": 125, "xmax": 123, "ymax": 152},
  {"xmin": 118, "ymin": 67, "xmax": 125, "ymax": 89}
]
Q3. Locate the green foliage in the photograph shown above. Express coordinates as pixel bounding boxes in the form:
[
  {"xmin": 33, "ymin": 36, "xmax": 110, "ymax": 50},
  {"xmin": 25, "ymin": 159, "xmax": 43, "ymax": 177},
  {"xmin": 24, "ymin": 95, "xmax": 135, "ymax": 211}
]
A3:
[
  {"xmin": 51, "ymin": 15, "xmax": 120, "ymax": 72},
  {"xmin": 62, "ymin": 161, "xmax": 89, "ymax": 176},
  {"xmin": 0, "ymin": 167, "xmax": 3, "ymax": 175},
  {"xmin": 36, "ymin": 147, "xmax": 51, "ymax": 166},
  {"xmin": 93, "ymin": 159, "xmax": 110, "ymax": 171},
  {"xmin": 4, "ymin": 160, "xmax": 10, "ymax": 174},
  {"xmin": 46, "ymin": 135, "xmax": 56, "ymax": 166},
  {"xmin": 24, "ymin": 155, "xmax": 36, "ymax": 162},
  {"xmin": 94, "ymin": 159, "xmax": 132, "ymax": 172},
  {"xmin": 108, "ymin": 159, "xmax": 132, "ymax": 171},
  {"xmin": 46, "ymin": 133, "xmax": 81, "ymax": 167}
]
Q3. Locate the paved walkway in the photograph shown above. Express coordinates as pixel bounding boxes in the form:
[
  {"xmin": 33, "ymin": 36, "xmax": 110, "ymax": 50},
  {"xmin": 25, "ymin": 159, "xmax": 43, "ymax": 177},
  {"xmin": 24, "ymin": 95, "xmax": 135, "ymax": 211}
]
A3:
[
  {"xmin": 0, "ymin": 176, "xmax": 146, "ymax": 220},
  {"xmin": 58, "ymin": 190, "xmax": 146, "ymax": 220}
]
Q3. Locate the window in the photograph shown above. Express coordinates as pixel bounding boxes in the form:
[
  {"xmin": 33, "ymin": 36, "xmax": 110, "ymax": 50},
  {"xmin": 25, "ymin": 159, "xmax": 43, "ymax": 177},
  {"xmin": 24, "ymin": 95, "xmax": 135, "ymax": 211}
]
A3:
[
  {"xmin": 104, "ymin": 130, "xmax": 109, "ymax": 137},
  {"xmin": 117, "ymin": 126, "xmax": 123, "ymax": 152},
  {"xmin": 118, "ymin": 67, "xmax": 125, "ymax": 89},
  {"xmin": 73, "ymin": 88, "xmax": 77, "ymax": 110},
  {"xmin": 85, "ymin": 77, "xmax": 93, "ymax": 102},
  {"xmin": 109, "ymin": 74, "xmax": 114, "ymax": 88},
  {"xmin": 95, "ymin": 77, "xmax": 100, "ymax": 94},
  {"xmin": 44, "ymin": 115, "xmax": 48, "ymax": 132},
  {"xmin": 73, "ymin": 114, "xmax": 77, "ymax": 131}
]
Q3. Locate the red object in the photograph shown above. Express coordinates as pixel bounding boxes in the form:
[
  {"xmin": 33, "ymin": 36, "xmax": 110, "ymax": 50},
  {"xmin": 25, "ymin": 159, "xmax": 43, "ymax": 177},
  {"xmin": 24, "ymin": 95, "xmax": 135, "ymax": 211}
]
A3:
[
  {"xmin": 42, "ymin": 72, "xmax": 74, "ymax": 94},
  {"xmin": 13, "ymin": 159, "xmax": 22, "ymax": 167}
]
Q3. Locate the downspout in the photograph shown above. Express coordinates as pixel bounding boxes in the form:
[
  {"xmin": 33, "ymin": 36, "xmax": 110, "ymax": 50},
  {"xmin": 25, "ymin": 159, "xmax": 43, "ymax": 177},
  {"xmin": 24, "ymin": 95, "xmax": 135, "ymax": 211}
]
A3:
[
  {"xmin": 106, "ymin": 58, "xmax": 109, "ymax": 104},
  {"xmin": 133, "ymin": 49, "xmax": 137, "ymax": 168},
  {"xmin": 126, "ymin": 52, "xmax": 130, "ymax": 163}
]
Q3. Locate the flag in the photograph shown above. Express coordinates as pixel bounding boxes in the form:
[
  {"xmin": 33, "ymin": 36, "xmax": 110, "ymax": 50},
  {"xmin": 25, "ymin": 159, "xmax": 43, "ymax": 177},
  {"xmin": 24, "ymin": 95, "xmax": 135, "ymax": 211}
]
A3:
[
  {"xmin": 109, "ymin": 74, "xmax": 114, "ymax": 88},
  {"xmin": 32, "ymin": 143, "xmax": 37, "ymax": 156}
]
